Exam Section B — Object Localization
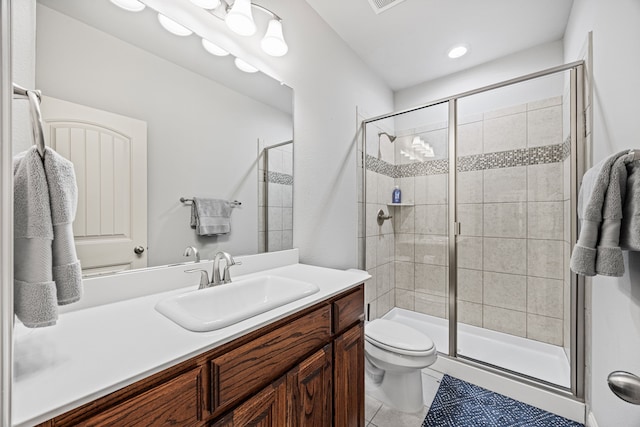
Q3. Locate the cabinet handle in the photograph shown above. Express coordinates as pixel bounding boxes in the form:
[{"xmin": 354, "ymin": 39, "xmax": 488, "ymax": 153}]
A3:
[{"xmin": 134, "ymin": 245, "xmax": 145, "ymax": 255}]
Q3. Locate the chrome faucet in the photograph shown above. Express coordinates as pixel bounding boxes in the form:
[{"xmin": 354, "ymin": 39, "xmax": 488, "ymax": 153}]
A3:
[
  {"xmin": 183, "ymin": 246, "xmax": 200, "ymax": 263},
  {"xmin": 212, "ymin": 251, "xmax": 241, "ymax": 285},
  {"xmin": 185, "ymin": 251, "xmax": 241, "ymax": 289}
]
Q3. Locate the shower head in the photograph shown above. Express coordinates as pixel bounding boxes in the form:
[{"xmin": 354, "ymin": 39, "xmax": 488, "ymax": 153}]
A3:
[{"xmin": 378, "ymin": 131, "xmax": 397, "ymax": 142}]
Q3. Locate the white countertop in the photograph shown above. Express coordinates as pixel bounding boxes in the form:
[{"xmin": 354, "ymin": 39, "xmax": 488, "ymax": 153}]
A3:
[{"xmin": 12, "ymin": 261, "xmax": 369, "ymax": 427}]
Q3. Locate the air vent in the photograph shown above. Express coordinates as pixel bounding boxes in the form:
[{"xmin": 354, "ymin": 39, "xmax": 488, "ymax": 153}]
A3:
[{"xmin": 367, "ymin": 0, "xmax": 408, "ymax": 14}]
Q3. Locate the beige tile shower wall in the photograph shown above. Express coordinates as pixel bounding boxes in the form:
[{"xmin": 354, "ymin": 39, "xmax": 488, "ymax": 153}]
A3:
[
  {"xmin": 363, "ymin": 166, "xmax": 396, "ymax": 320},
  {"xmin": 392, "ymin": 96, "xmax": 567, "ymax": 347},
  {"xmin": 259, "ymin": 143, "xmax": 293, "ymax": 253}
]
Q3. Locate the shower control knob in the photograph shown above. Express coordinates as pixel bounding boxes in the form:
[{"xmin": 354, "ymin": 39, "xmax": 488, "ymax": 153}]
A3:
[{"xmin": 134, "ymin": 245, "xmax": 145, "ymax": 255}]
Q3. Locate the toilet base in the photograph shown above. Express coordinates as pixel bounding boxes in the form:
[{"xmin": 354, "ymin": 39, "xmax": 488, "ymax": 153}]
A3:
[{"xmin": 365, "ymin": 366, "xmax": 425, "ymax": 413}]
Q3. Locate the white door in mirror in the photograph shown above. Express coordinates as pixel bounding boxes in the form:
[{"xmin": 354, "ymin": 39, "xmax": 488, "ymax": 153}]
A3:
[{"xmin": 41, "ymin": 96, "xmax": 148, "ymax": 275}]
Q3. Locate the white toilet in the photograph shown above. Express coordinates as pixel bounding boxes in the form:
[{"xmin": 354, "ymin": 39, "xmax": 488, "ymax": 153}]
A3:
[{"xmin": 364, "ymin": 319, "xmax": 437, "ymax": 413}]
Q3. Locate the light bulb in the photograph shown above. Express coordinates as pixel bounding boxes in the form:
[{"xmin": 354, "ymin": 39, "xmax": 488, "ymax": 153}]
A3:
[
  {"xmin": 261, "ymin": 19, "xmax": 288, "ymax": 57},
  {"xmin": 448, "ymin": 44, "xmax": 468, "ymax": 59},
  {"xmin": 157, "ymin": 14, "xmax": 193, "ymax": 36},
  {"xmin": 202, "ymin": 39, "xmax": 229, "ymax": 56},
  {"xmin": 190, "ymin": 0, "xmax": 221, "ymax": 9},
  {"xmin": 234, "ymin": 58, "xmax": 259, "ymax": 73},
  {"xmin": 225, "ymin": 0, "xmax": 256, "ymax": 36},
  {"xmin": 109, "ymin": 0, "xmax": 145, "ymax": 12}
]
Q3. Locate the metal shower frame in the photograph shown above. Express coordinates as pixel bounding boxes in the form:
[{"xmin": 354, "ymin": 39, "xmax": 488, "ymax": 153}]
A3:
[{"xmin": 361, "ymin": 60, "xmax": 586, "ymax": 400}]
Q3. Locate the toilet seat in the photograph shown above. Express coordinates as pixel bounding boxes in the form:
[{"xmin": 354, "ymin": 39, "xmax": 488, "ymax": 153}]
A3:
[{"xmin": 365, "ymin": 319, "xmax": 435, "ymax": 356}]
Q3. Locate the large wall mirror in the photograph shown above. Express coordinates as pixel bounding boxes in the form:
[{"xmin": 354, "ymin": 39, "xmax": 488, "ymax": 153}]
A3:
[{"xmin": 29, "ymin": 0, "xmax": 293, "ymax": 274}]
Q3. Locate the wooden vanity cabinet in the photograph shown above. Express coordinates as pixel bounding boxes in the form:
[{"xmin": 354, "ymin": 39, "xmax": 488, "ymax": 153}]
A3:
[{"xmin": 36, "ymin": 284, "xmax": 364, "ymax": 427}]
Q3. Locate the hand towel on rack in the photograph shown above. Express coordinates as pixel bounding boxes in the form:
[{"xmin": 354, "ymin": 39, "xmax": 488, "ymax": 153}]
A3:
[
  {"xmin": 571, "ymin": 150, "xmax": 628, "ymax": 276},
  {"xmin": 13, "ymin": 147, "xmax": 58, "ymax": 327},
  {"xmin": 44, "ymin": 147, "xmax": 83, "ymax": 305},
  {"xmin": 190, "ymin": 197, "xmax": 232, "ymax": 236},
  {"xmin": 594, "ymin": 153, "xmax": 631, "ymax": 276},
  {"xmin": 621, "ymin": 160, "xmax": 640, "ymax": 251}
]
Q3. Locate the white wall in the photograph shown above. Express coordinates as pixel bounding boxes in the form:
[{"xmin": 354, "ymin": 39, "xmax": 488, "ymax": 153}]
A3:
[
  {"xmin": 204, "ymin": 0, "xmax": 395, "ymax": 269},
  {"xmin": 564, "ymin": 1, "xmax": 640, "ymax": 425},
  {"xmin": 11, "ymin": 0, "xmax": 35, "ymax": 154},
  {"xmin": 394, "ymin": 41, "xmax": 565, "ymax": 113},
  {"xmin": 36, "ymin": 5, "xmax": 293, "ymax": 266}
]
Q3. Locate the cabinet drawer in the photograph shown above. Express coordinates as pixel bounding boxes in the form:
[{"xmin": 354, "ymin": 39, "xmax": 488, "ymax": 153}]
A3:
[
  {"xmin": 75, "ymin": 368, "xmax": 202, "ymax": 427},
  {"xmin": 210, "ymin": 305, "xmax": 331, "ymax": 414},
  {"xmin": 333, "ymin": 285, "xmax": 364, "ymax": 335}
]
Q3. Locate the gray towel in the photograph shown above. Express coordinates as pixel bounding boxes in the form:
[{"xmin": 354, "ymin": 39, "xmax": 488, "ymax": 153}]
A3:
[
  {"xmin": 571, "ymin": 150, "xmax": 632, "ymax": 277},
  {"xmin": 190, "ymin": 197, "xmax": 232, "ymax": 236},
  {"xmin": 13, "ymin": 147, "xmax": 83, "ymax": 327},
  {"xmin": 44, "ymin": 147, "xmax": 83, "ymax": 305},
  {"xmin": 13, "ymin": 147, "xmax": 57, "ymax": 327},
  {"xmin": 621, "ymin": 160, "xmax": 640, "ymax": 251}
]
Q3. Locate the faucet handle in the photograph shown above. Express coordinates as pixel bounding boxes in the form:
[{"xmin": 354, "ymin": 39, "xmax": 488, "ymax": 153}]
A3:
[
  {"xmin": 185, "ymin": 268, "xmax": 210, "ymax": 289},
  {"xmin": 221, "ymin": 259, "xmax": 242, "ymax": 284},
  {"xmin": 183, "ymin": 246, "xmax": 200, "ymax": 263}
]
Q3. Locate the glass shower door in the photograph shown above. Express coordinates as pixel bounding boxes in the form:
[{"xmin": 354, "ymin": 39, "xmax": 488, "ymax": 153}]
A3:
[{"xmin": 454, "ymin": 70, "xmax": 574, "ymax": 388}]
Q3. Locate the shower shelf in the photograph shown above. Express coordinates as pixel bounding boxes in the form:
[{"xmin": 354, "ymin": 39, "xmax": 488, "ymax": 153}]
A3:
[{"xmin": 387, "ymin": 202, "xmax": 414, "ymax": 207}]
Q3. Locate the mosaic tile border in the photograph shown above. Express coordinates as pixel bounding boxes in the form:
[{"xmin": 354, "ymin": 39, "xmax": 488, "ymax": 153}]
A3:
[
  {"xmin": 267, "ymin": 171, "xmax": 293, "ymax": 185},
  {"xmin": 366, "ymin": 138, "xmax": 572, "ymax": 178}
]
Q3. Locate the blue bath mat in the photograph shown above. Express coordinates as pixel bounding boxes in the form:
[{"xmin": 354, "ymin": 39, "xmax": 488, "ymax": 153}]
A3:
[{"xmin": 422, "ymin": 375, "xmax": 583, "ymax": 427}]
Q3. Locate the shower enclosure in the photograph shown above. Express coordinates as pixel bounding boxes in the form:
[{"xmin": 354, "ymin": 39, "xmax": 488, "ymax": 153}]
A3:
[
  {"xmin": 259, "ymin": 140, "xmax": 294, "ymax": 253},
  {"xmin": 359, "ymin": 62, "xmax": 585, "ymax": 398}
]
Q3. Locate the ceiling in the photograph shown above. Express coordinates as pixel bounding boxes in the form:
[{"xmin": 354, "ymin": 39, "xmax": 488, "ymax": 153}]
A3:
[{"xmin": 304, "ymin": 0, "xmax": 575, "ymax": 91}]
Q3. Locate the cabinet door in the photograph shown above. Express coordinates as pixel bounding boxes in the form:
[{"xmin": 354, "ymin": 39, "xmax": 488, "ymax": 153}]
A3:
[
  {"xmin": 334, "ymin": 322, "xmax": 364, "ymax": 427},
  {"xmin": 74, "ymin": 368, "xmax": 202, "ymax": 427},
  {"xmin": 211, "ymin": 378, "xmax": 286, "ymax": 427},
  {"xmin": 287, "ymin": 344, "xmax": 332, "ymax": 427}
]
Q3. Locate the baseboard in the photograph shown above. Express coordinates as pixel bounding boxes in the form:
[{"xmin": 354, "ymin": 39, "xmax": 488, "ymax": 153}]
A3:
[{"xmin": 586, "ymin": 411, "xmax": 598, "ymax": 427}]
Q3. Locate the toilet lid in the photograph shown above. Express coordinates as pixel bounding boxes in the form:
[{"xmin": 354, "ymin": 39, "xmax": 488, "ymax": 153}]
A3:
[{"xmin": 365, "ymin": 319, "xmax": 435, "ymax": 353}]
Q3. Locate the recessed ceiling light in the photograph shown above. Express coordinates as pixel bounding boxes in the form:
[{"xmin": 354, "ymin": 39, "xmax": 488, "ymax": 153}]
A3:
[
  {"xmin": 234, "ymin": 58, "xmax": 259, "ymax": 73},
  {"xmin": 109, "ymin": 0, "xmax": 145, "ymax": 12},
  {"xmin": 157, "ymin": 14, "xmax": 193, "ymax": 37},
  {"xmin": 448, "ymin": 44, "xmax": 468, "ymax": 59}
]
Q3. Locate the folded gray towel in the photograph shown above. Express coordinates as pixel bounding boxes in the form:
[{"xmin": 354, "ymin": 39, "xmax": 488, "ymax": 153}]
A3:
[
  {"xmin": 595, "ymin": 154, "xmax": 631, "ymax": 276},
  {"xmin": 571, "ymin": 150, "xmax": 628, "ymax": 276},
  {"xmin": 621, "ymin": 160, "xmax": 640, "ymax": 251},
  {"xmin": 13, "ymin": 147, "xmax": 57, "ymax": 327},
  {"xmin": 44, "ymin": 147, "xmax": 82, "ymax": 305},
  {"xmin": 190, "ymin": 197, "xmax": 232, "ymax": 236}
]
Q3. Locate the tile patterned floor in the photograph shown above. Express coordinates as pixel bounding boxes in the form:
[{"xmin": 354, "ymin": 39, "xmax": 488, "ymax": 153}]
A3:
[{"xmin": 365, "ymin": 368, "xmax": 443, "ymax": 427}]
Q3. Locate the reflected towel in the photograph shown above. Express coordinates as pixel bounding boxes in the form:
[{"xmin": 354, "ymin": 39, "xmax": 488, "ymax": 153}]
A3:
[
  {"xmin": 190, "ymin": 197, "xmax": 232, "ymax": 236},
  {"xmin": 13, "ymin": 147, "xmax": 57, "ymax": 327},
  {"xmin": 44, "ymin": 147, "xmax": 83, "ymax": 304}
]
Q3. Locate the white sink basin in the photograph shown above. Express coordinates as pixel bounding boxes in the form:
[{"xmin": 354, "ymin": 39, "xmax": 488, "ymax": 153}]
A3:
[{"xmin": 155, "ymin": 275, "xmax": 320, "ymax": 332}]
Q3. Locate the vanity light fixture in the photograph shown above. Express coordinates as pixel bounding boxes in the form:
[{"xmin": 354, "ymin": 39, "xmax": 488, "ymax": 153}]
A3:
[
  {"xmin": 234, "ymin": 58, "xmax": 259, "ymax": 73},
  {"xmin": 109, "ymin": 0, "xmax": 145, "ymax": 12},
  {"xmin": 193, "ymin": 0, "xmax": 289, "ymax": 57},
  {"xmin": 225, "ymin": 0, "xmax": 257, "ymax": 36},
  {"xmin": 202, "ymin": 38, "xmax": 230, "ymax": 56},
  {"xmin": 158, "ymin": 13, "xmax": 193, "ymax": 36},
  {"xmin": 190, "ymin": 0, "xmax": 222, "ymax": 9},
  {"xmin": 448, "ymin": 44, "xmax": 468, "ymax": 59}
]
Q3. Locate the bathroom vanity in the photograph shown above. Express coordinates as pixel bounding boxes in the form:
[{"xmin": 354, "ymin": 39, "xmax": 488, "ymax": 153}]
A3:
[{"xmin": 13, "ymin": 251, "xmax": 367, "ymax": 427}]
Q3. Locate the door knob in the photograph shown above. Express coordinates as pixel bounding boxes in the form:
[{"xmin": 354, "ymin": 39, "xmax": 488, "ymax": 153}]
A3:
[{"xmin": 134, "ymin": 245, "xmax": 145, "ymax": 255}]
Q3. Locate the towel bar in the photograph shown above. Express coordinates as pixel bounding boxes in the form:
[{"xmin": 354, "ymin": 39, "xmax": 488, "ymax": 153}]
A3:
[{"xmin": 180, "ymin": 197, "xmax": 241, "ymax": 207}]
